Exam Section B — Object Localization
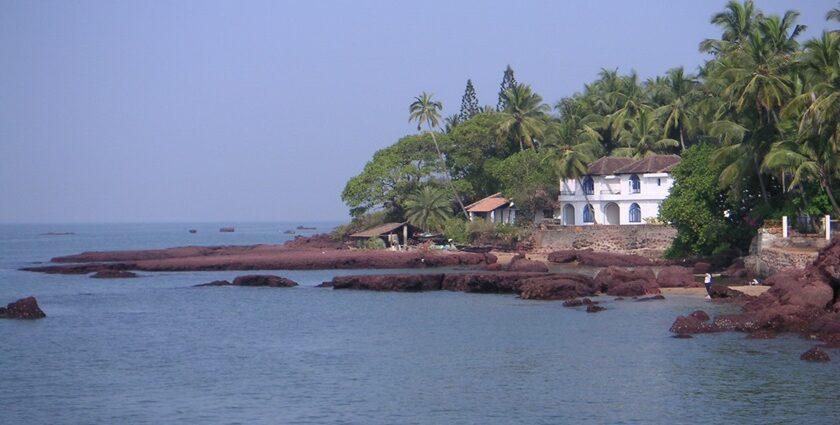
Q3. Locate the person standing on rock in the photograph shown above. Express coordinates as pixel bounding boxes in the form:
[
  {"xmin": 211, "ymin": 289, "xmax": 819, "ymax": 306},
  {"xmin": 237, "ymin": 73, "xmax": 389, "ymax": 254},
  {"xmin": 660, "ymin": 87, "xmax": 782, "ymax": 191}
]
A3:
[{"xmin": 704, "ymin": 273, "xmax": 713, "ymax": 300}]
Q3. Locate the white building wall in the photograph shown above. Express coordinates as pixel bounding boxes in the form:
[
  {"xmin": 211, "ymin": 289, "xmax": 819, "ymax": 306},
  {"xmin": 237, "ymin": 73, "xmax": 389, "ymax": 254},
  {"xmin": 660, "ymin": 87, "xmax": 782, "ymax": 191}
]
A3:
[{"xmin": 556, "ymin": 173, "xmax": 674, "ymax": 225}]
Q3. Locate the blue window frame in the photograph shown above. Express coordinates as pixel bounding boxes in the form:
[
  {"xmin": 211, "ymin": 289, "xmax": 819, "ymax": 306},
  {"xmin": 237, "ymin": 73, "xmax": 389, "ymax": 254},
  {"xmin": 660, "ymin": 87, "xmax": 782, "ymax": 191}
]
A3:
[
  {"xmin": 630, "ymin": 175, "xmax": 641, "ymax": 194},
  {"xmin": 582, "ymin": 176, "xmax": 594, "ymax": 195},
  {"xmin": 629, "ymin": 203, "xmax": 641, "ymax": 223},
  {"xmin": 583, "ymin": 204, "xmax": 595, "ymax": 223}
]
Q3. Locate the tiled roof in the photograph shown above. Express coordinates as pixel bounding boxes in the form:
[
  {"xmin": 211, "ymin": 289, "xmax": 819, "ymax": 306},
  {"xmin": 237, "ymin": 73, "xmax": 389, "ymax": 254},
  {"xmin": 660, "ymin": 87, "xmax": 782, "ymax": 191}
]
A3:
[
  {"xmin": 587, "ymin": 155, "xmax": 680, "ymax": 175},
  {"xmin": 350, "ymin": 222, "xmax": 413, "ymax": 238},
  {"xmin": 466, "ymin": 193, "xmax": 511, "ymax": 213},
  {"xmin": 614, "ymin": 154, "xmax": 681, "ymax": 174},
  {"xmin": 587, "ymin": 157, "xmax": 636, "ymax": 175}
]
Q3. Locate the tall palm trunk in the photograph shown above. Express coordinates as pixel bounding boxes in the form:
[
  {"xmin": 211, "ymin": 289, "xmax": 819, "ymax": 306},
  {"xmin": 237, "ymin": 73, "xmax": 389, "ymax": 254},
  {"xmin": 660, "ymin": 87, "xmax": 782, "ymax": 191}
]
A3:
[
  {"xmin": 754, "ymin": 155, "xmax": 770, "ymax": 206},
  {"xmin": 427, "ymin": 130, "xmax": 469, "ymax": 219},
  {"xmin": 821, "ymin": 171, "xmax": 840, "ymax": 217},
  {"xmin": 679, "ymin": 127, "xmax": 686, "ymax": 153}
]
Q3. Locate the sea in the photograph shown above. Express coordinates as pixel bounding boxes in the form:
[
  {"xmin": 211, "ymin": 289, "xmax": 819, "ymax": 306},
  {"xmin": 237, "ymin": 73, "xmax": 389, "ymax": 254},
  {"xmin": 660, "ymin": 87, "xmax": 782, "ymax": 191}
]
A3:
[{"xmin": 1, "ymin": 222, "xmax": 838, "ymax": 425}]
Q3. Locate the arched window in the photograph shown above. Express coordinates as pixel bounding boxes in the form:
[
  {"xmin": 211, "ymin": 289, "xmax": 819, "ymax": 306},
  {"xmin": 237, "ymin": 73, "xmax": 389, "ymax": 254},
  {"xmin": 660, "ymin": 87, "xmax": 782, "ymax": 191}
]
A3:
[
  {"xmin": 629, "ymin": 175, "xmax": 640, "ymax": 194},
  {"xmin": 583, "ymin": 204, "xmax": 595, "ymax": 223},
  {"xmin": 582, "ymin": 176, "xmax": 594, "ymax": 195},
  {"xmin": 629, "ymin": 203, "xmax": 641, "ymax": 223}
]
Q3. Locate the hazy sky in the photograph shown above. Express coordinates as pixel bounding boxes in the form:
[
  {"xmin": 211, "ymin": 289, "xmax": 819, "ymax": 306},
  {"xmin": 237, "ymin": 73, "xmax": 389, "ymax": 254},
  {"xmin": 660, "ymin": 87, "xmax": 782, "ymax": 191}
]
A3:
[{"xmin": 1, "ymin": 1, "xmax": 836, "ymax": 223}]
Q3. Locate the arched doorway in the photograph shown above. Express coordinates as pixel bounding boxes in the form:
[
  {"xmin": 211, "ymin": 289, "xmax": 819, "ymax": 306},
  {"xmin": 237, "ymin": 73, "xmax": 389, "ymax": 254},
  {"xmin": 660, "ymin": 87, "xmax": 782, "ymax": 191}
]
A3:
[
  {"xmin": 563, "ymin": 204, "xmax": 575, "ymax": 225},
  {"xmin": 604, "ymin": 202, "xmax": 620, "ymax": 225}
]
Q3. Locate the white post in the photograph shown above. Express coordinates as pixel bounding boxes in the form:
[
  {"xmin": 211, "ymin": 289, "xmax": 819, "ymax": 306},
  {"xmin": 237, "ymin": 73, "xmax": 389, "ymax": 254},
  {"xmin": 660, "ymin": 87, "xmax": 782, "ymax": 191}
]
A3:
[
  {"xmin": 782, "ymin": 216, "xmax": 788, "ymax": 238},
  {"xmin": 826, "ymin": 215, "xmax": 831, "ymax": 241}
]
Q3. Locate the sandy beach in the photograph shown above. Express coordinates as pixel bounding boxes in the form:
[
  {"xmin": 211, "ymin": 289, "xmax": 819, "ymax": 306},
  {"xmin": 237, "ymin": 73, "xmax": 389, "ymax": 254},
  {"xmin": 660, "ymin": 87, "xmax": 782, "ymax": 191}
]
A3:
[{"xmin": 662, "ymin": 285, "xmax": 770, "ymax": 297}]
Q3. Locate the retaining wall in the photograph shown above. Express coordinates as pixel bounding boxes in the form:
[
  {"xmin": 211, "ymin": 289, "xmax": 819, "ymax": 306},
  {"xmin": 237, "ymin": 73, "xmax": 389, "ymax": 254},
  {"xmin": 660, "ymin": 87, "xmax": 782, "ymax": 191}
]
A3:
[{"xmin": 534, "ymin": 224, "xmax": 676, "ymax": 257}]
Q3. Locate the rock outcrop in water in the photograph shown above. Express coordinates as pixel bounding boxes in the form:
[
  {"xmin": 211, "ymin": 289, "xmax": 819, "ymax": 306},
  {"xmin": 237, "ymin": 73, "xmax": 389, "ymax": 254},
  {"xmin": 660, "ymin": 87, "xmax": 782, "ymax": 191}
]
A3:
[
  {"xmin": 656, "ymin": 266, "xmax": 700, "ymax": 288},
  {"xmin": 593, "ymin": 266, "xmax": 659, "ymax": 297},
  {"xmin": 90, "ymin": 270, "xmax": 137, "ymax": 279},
  {"xmin": 670, "ymin": 237, "xmax": 840, "ymax": 354},
  {"xmin": 0, "ymin": 297, "xmax": 46, "ymax": 319},
  {"xmin": 320, "ymin": 271, "xmax": 599, "ymax": 301},
  {"xmin": 21, "ymin": 244, "xmax": 496, "ymax": 274},
  {"xmin": 547, "ymin": 249, "xmax": 662, "ymax": 267},
  {"xmin": 232, "ymin": 275, "xmax": 298, "ymax": 287}
]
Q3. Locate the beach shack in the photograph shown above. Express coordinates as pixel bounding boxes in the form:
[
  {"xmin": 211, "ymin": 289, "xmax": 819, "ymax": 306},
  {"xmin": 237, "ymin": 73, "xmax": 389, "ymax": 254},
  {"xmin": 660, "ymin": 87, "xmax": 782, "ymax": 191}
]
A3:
[
  {"xmin": 466, "ymin": 193, "xmax": 516, "ymax": 224},
  {"xmin": 349, "ymin": 222, "xmax": 419, "ymax": 248}
]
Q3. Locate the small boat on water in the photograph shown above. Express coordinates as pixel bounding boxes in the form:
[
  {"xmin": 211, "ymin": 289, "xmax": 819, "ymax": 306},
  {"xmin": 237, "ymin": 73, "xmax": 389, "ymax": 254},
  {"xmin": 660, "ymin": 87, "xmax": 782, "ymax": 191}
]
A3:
[
  {"xmin": 219, "ymin": 227, "xmax": 235, "ymax": 233},
  {"xmin": 188, "ymin": 229, "xmax": 197, "ymax": 234},
  {"xmin": 296, "ymin": 225, "xmax": 316, "ymax": 230},
  {"xmin": 283, "ymin": 230, "xmax": 295, "ymax": 234}
]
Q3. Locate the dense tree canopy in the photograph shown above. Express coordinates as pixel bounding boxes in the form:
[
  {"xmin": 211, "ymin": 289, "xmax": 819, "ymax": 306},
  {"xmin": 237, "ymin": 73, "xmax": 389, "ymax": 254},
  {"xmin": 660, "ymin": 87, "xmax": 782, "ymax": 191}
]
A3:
[{"xmin": 342, "ymin": 1, "xmax": 840, "ymax": 257}]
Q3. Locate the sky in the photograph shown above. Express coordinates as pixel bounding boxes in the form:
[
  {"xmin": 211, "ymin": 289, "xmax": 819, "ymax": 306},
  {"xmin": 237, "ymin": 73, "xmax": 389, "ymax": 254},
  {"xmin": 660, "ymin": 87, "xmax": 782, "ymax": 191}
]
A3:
[{"xmin": 1, "ymin": 0, "xmax": 837, "ymax": 223}]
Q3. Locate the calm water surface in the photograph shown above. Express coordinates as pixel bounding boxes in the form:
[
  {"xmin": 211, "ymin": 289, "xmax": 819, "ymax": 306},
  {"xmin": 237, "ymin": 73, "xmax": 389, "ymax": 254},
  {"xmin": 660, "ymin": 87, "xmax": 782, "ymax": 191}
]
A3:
[{"xmin": 1, "ymin": 223, "xmax": 838, "ymax": 424}]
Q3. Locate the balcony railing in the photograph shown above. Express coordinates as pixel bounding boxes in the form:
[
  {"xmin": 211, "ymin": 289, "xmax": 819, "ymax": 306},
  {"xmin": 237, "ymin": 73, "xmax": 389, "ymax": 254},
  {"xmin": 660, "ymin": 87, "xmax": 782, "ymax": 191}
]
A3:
[
  {"xmin": 600, "ymin": 189, "xmax": 621, "ymax": 195},
  {"xmin": 559, "ymin": 190, "xmax": 576, "ymax": 196}
]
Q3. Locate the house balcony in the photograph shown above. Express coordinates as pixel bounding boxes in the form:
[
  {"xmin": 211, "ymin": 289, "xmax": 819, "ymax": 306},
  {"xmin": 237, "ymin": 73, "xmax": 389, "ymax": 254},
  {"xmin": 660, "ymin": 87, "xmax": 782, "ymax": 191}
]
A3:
[
  {"xmin": 600, "ymin": 189, "xmax": 621, "ymax": 195},
  {"xmin": 560, "ymin": 190, "xmax": 576, "ymax": 196}
]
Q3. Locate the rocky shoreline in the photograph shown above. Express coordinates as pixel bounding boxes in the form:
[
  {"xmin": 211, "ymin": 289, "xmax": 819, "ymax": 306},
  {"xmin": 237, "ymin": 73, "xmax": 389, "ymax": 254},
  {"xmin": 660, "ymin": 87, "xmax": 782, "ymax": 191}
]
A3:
[
  {"xmin": 668, "ymin": 238, "xmax": 840, "ymax": 360},
  {"xmin": 21, "ymin": 244, "xmax": 496, "ymax": 274}
]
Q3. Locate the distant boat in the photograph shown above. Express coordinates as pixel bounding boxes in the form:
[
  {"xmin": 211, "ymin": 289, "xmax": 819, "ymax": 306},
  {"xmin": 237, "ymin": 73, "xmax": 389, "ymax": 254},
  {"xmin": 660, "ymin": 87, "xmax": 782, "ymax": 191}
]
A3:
[
  {"xmin": 296, "ymin": 225, "xmax": 316, "ymax": 230},
  {"xmin": 188, "ymin": 229, "xmax": 197, "ymax": 234},
  {"xmin": 40, "ymin": 232, "xmax": 75, "ymax": 236},
  {"xmin": 283, "ymin": 230, "xmax": 295, "ymax": 234},
  {"xmin": 219, "ymin": 227, "xmax": 235, "ymax": 233}
]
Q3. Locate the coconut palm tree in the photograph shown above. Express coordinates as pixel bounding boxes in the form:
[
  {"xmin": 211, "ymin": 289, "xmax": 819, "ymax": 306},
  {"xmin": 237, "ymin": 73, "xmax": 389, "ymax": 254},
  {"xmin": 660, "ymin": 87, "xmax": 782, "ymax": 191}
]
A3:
[
  {"xmin": 827, "ymin": 4, "xmax": 840, "ymax": 23},
  {"xmin": 700, "ymin": 0, "xmax": 759, "ymax": 54},
  {"xmin": 655, "ymin": 67, "xmax": 701, "ymax": 152},
  {"xmin": 403, "ymin": 186, "xmax": 453, "ymax": 232},
  {"xmin": 495, "ymin": 83, "xmax": 550, "ymax": 151},
  {"xmin": 408, "ymin": 92, "xmax": 469, "ymax": 219},
  {"xmin": 767, "ymin": 31, "xmax": 840, "ymax": 215},
  {"xmin": 614, "ymin": 107, "xmax": 679, "ymax": 159}
]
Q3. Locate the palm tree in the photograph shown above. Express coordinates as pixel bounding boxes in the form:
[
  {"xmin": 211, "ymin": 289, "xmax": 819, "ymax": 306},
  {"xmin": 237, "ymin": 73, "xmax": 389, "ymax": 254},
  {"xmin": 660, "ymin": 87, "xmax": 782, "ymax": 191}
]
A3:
[
  {"xmin": 614, "ymin": 107, "xmax": 679, "ymax": 158},
  {"xmin": 700, "ymin": 0, "xmax": 759, "ymax": 54},
  {"xmin": 827, "ymin": 4, "xmax": 840, "ymax": 23},
  {"xmin": 768, "ymin": 31, "xmax": 840, "ymax": 215},
  {"xmin": 403, "ymin": 186, "xmax": 453, "ymax": 232},
  {"xmin": 409, "ymin": 92, "xmax": 469, "ymax": 219},
  {"xmin": 655, "ymin": 67, "xmax": 700, "ymax": 152},
  {"xmin": 495, "ymin": 83, "xmax": 550, "ymax": 151}
]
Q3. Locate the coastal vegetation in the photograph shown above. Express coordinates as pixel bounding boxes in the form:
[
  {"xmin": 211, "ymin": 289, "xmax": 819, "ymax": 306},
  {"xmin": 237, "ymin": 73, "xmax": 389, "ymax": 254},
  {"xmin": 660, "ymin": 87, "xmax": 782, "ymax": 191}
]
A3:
[{"xmin": 342, "ymin": 0, "xmax": 840, "ymax": 257}]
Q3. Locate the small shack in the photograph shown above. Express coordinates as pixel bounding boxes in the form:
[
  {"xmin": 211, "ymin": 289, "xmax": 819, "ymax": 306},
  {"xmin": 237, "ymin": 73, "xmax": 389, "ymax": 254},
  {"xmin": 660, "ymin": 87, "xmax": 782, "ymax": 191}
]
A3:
[
  {"xmin": 349, "ymin": 222, "xmax": 420, "ymax": 248},
  {"xmin": 466, "ymin": 193, "xmax": 516, "ymax": 224}
]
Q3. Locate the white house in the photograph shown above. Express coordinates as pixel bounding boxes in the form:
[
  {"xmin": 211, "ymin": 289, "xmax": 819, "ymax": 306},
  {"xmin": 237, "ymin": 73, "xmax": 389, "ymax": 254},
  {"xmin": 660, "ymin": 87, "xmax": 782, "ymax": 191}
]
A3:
[
  {"xmin": 555, "ymin": 155, "xmax": 680, "ymax": 225},
  {"xmin": 466, "ymin": 193, "xmax": 516, "ymax": 224}
]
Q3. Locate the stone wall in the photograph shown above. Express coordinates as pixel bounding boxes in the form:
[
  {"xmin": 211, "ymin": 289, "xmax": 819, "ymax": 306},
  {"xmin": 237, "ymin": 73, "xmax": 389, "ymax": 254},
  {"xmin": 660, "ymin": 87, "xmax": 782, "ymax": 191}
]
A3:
[
  {"xmin": 744, "ymin": 232, "xmax": 825, "ymax": 277},
  {"xmin": 534, "ymin": 225, "xmax": 676, "ymax": 258}
]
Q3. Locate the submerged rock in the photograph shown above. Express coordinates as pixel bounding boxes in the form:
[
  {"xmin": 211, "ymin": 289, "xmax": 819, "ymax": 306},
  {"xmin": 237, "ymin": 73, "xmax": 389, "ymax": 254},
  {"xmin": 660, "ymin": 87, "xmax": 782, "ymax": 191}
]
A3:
[
  {"xmin": 90, "ymin": 270, "xmax": 137, "ymax": 279},
  {"xmin": 672, "ymin": 334, "xmax": 693, "ymax": 339},
  {"xmin": 669, "ymin": 315, "xmax": 717, "ymax": 334},
  {"xmin": 636, "ymin": 295, "xmax": 666, "ymax": 302},
  {"xmin": 193, "ymin": 280, "xmax": 232, "ymax": 287},
  {"xmin": 586, "ymin": 304, "xmax": 606, "ymax": 313},
  {"xmin": 800, "ymin": 346, "xmax": 831, "ymax": 362},
  {"xmin": 0, "ymin": 297, "xmax": 46, "ymax": 319},
  {"xmin": 232, "ymin": 275, "xmax": 298, "ymax": 287}
]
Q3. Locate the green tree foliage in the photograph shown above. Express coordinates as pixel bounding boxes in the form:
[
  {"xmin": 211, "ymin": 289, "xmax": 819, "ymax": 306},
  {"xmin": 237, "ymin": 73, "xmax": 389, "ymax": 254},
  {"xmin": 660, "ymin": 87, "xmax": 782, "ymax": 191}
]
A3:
[
  {"xmin": 660, "ymin": 144, "xmax": 756, "ymax": 257},
  {"xmin": 495, "ymin": 83, "xmax": 550, "ymax": 151},
  {"xmin": 488, "ymin": 149, "xmax": 558, "ymax": 223},
  {"xmin": 409, "ymin": 92, "xmax": 469, "ymax": 218},
  {"xmin": 403, "ymin": 185, "xmax": 453, "ymax": 231},
  {"xmin": 496, "ymin": 65, "xmax": 517, "ymax": 111},
  {"xmin": 445, "ymin": 113, "xmax": 511, "ymax": 200},
  {"xmin": 341, "ymin": 134, "xmax": 443, "ymax": 218},
  {"xmin": 459, "ymin": 79, "xmax": 480, "ymax": 122}
]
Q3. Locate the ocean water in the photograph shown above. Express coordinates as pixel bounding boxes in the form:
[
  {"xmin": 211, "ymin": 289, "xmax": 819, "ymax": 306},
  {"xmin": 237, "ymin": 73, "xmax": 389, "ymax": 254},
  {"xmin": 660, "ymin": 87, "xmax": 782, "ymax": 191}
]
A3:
[{"xmin": 1, "ymin": 223, "xmax": 839, "ymax": 425}]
